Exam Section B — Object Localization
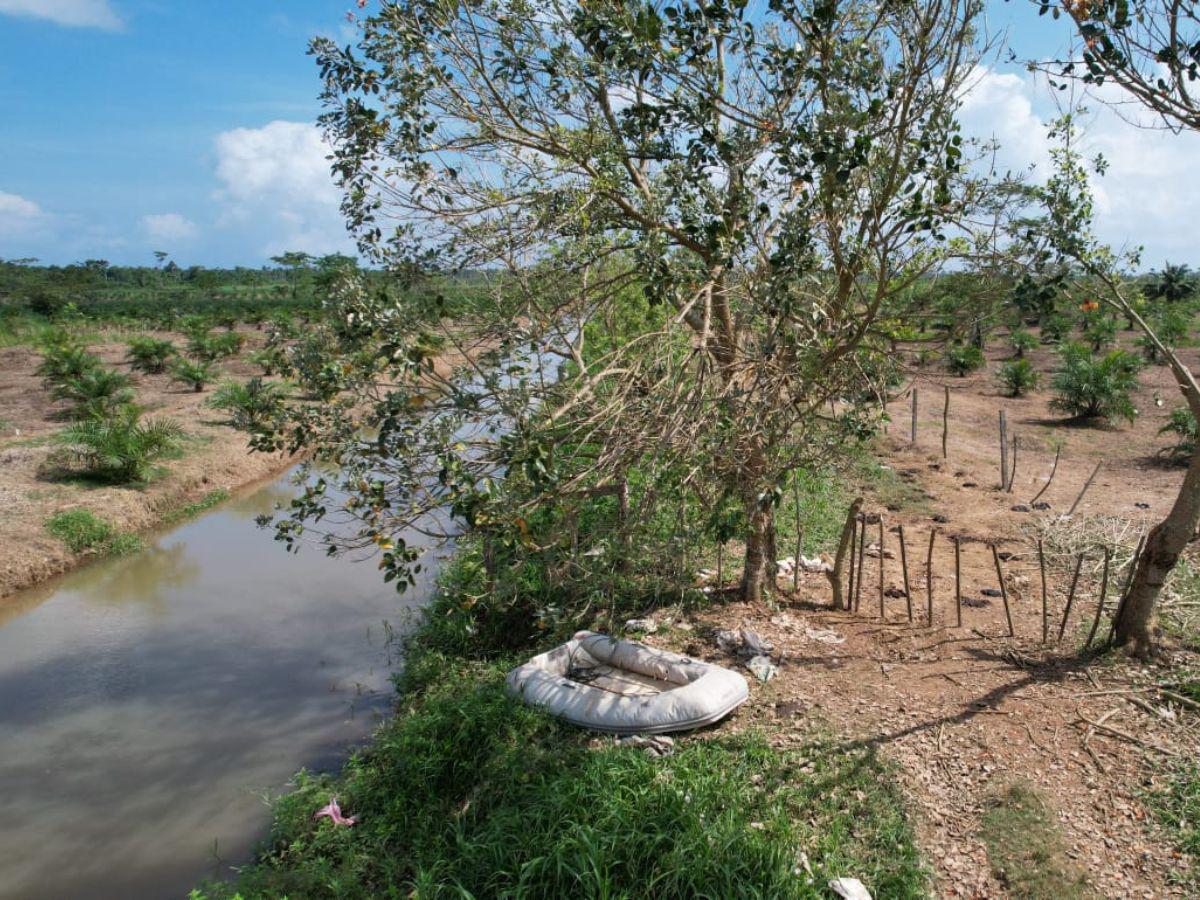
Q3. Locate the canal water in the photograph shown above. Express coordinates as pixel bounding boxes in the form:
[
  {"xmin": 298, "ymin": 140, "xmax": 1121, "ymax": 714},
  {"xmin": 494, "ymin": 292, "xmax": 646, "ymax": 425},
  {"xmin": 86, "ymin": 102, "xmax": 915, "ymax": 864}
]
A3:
[{"xmin": 0, "ymin": 470, "xmax": 436, "ymax": 898}]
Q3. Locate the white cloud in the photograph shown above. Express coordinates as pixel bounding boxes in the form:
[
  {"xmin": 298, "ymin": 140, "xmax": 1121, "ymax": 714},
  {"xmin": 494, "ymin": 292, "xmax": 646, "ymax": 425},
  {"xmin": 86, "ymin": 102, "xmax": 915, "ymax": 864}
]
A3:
[
  {"xmin": 140, "ymin": 212, "xmax": 197, "ymax": 243},
  {"xmin": 0, "ymin": 190, "xmax": 47, "ymax": 239},
  {"xmin": 0, "ymin": 0, "xmax": 123, "ymax": 30},
  {"xmin": 958, "ymin": 67, "xmax": 1200, "ymax": 265},
  {"xmin": 213, "ymin": 120, "xmax": 353, "ymax": 258}
]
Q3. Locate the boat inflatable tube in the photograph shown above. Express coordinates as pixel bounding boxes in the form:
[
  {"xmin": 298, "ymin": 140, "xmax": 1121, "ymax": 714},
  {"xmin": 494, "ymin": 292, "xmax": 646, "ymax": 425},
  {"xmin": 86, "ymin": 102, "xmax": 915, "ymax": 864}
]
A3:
[{"xmin": 505, "ymin": 630, "xmax": 749, "ymax": 734}]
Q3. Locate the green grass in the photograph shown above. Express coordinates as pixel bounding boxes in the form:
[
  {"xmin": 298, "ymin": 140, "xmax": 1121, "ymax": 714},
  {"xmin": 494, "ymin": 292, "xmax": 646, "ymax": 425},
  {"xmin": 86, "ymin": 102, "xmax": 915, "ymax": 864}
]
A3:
[
  {"xmin": 44, "ymin": 508, "xmax": 142, "ymax": 556},
  {"xmin": 163, "ymin": 489, "xmax": 230, "ymax": 525},
  {"xmin": 1147, "ymin": 762, "xmax": 1200, "ymax": 887},
  {"xmin": 980, "ymin": 782, "xmax": 1091, "ymax": 899},
  {"xmin": 191, "ymin": 553, "xmax": 928, "ymax": 899},
  {"xmin": 194, "ymin": 660, "xmax": 926, "ymax": 899}
]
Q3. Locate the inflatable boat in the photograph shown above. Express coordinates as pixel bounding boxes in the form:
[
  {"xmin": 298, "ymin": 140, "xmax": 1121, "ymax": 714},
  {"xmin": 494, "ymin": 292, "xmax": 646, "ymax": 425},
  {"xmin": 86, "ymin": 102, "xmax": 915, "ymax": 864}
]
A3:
[{"xmin": 505, "ymin": 631, "xmax": 749, "ymax": 734}]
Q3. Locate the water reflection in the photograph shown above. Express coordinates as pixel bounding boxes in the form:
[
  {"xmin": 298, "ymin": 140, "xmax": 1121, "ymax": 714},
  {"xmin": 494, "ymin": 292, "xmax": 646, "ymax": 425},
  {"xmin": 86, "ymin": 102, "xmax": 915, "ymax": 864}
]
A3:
[{"xmin": 0, "ymin": 468, "xmax": 434, "ymax": 899}]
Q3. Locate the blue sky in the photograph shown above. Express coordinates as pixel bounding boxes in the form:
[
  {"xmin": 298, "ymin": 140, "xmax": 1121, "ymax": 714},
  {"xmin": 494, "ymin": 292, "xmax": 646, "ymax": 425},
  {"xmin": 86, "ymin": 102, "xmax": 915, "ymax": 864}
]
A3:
[{"xmin": 0, "ymin": 0, "xmax": 1195, "ymax": 268}]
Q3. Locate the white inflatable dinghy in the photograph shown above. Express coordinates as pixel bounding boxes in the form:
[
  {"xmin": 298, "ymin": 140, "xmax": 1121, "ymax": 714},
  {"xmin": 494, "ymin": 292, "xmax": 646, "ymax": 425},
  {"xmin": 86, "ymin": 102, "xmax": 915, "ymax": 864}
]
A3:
[{"xmin": 505, "ymin": 630, "xmax": 749, "ymax": 734}]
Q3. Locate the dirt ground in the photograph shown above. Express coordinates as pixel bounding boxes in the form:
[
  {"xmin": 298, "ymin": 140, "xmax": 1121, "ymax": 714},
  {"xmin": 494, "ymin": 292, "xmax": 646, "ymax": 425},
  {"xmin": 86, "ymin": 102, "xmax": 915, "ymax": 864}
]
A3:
[
  {"xmin": 649, "ymin": 334, "xmax": 1200, "ymax": 897},
  {"xmin": 0, "ymin": 324, "xmax": 480, "ymax": 601}
]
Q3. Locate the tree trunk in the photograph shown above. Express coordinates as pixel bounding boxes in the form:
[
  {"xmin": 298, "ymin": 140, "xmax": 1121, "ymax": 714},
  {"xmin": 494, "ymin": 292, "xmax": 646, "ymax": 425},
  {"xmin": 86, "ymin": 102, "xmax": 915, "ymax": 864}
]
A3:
[
  {"xmin": 740, "ymin": 497, "xmax": 778, "ymax": 602},
  {"xmin": 828, "ymin": 497, "xmax": 864, "ymax": 610},
  {"xmin": 1116, "ymin": 445, "xmax": 1200, "ymax": 655}
]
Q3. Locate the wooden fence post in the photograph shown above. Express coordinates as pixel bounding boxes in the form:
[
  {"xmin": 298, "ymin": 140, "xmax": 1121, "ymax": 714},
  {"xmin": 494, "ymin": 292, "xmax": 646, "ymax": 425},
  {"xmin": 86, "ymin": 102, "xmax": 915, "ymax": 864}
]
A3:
[
  {"xmin": 1085, "ymin": 548, "xmax": 1112, "ymax": 649},
  {"xmin": 898, "ymin": 524, "xmax": 914, "ymax": 623},
  {"xmin": 953, "ymin": 536, "xmax": 962, "ymax": 627},
  {"xmin": 1038, "ymin": 539, "xmax": 1049, "ymax": 643},
  {"xmin": 992, "ymin": 544, "xmax": 1015, "ymax": 637},
  {"xmin": 942, "ymin": 385, "xmax": 950, "ymax": 459},
  {"xmin": 878, "ymin": 516, "xmax": 886, "ymax": 618},
  {"xmin": 999, "ymin": 410, "xmax": 1009, "ymax": 490},
  {"xmin": 926, "ymin": 529, "xmax": 937, "ymax": 626},
  {"xmin": 911, "ymin": 388, "xmax": 918, "ymax": 444},
  {"xmin": 1057, "ymin": 555, "xmax": 1086, "ymax": 642}
]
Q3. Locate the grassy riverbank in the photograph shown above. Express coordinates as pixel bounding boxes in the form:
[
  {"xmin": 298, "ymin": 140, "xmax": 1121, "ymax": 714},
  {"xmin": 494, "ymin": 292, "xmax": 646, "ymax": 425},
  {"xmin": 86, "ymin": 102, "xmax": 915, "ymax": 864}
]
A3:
[{"xmin": 193, "ymin": 547, "xmax": 928, "ymax": 899}]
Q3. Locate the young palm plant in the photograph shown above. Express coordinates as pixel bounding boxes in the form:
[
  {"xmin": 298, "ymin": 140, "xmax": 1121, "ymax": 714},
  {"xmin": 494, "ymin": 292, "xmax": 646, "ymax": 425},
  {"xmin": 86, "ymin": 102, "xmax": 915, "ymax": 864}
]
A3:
[
  {"xmin": 207, "ymin": 377, "xmax": 288, "ymax": 430},
  {"xmin": 55, "ymin": 407, "xmax": 183, "ymax": 483},
  {"xmin": 170, "ymin": 358, "xmax": 219, "ymax": 392},
  {"xmin": 51, "ymin": 367, "xmax": 136, "ymax": 419},
  {"xmin": 997, "ymin": 359, "xmax": 1041, "ymax": 397},
  {"xmin": 36, "ymin": 344, "xmax": 101, "ymax": 385},
  {"xmin": 1050, "ymin": 343, "xmax": 1141, "ymax": 423},
  {"xmin": 126, "ymin": 336, "xmax": 177, "ymax": 374}
]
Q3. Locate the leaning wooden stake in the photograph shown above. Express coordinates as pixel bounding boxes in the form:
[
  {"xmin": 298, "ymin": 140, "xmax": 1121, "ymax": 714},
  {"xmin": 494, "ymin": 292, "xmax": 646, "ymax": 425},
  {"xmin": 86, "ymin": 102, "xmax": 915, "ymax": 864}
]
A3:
[
  {"xmin": 878, "ymin": 515, "xmax": 886, "ymax": 618},
  {"xmin": 1038, "ymin": 539, "xmax": 1049, "ymax": 643},
  {"xmin": 1057, "ymin": 555, "xmax": 1086, "ymax": 643},
  {"xmin": 926, "ymin": 528, "xmax": 937, "ymax": 627},
  {"xmin": 1109, "ymin": 532, "xmax": 1147, "ymax": 644},
  {"xmin": 992, "ymin": 544, "xmax": 1016, "ymax": 637},
  {"xmin": 793, "ymin": 473, "xmax": 803, "ymax": 593},
  {"xmin": 999, "ymin": 410, "xmax": 1010, "ymax": 490},
  {"xmin": 953, "ymin": 536, "xmax": 962, "ymax": 627},
  {"xmin": 942, "ymin": 385, "xmax": 950, "ymax": 459},
  {"xmin": 1007, "ymin": 435, "xmax": 1019, "ymax": 494},
  {"xmin": 1067, "ymin": 461, "xmax": 1102, "ymax": 517},
  {"xmin": 911, "ymin": 388, "xmax": 919, "ymax": 444},
  {"xmin": 831, "ymin": 498, "xmax": 863, "ymax": 611},
  {"xmin": 1030, "ymin": 445, "xmax": 1061, "ymax": 505},
  {"xmin": 898, "ymin": 524, "xmax": 914, "ymax": 623},
  {"xmin": 1085, "ymin": 548, "xmax": 1112, "ymax": 649},
  {"xmin": 854, "ymin": 514, "xmax": 868, "ymax": 613}
]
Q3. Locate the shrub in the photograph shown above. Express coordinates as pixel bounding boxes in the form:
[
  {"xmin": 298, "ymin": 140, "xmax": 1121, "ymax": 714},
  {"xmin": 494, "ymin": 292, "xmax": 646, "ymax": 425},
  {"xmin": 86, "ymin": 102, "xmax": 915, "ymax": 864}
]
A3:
[
  {"xmin": 1082, "ymin": 314, "xmax": 1118, "ymax": 352},
  {"xmin": 208, "ymin": 378, "xmax": 287, "ymax": 430},
  {"xmin": 25, "ymin": 286, "xmax": 67, "ymax": 318},
  {"xmin": 170, "ymin": 358, "xmax": 219, "ymax": 392},
  {"xmin": 36, "ymin": 344, "xmax": 101, "ymax": 385},
  {"xmin": 1050, "ymin": 343, "xmax": 1141, "ymax": 423},
  {"xmin": 1159, "ymin": 407, "xmax": 1197, "ymax": 462},
  {"xmin": 126, "ymin": 336, "xmax": 177, "ymax": 374},
  {"xmin": 945, "ymin": 344, "xmax": 985, "ymax": 376},
  {"xmin": 51, "ymin": 367, "xmax": 135, "ymax": 419},
  {"xmin": 45, "ymin": 509, "xmax": 112, "ymax": 552},
  {"xmin": 997, "ymin": 358, "xmax": 1041, "ymax": 397},
  {"xmin": 54, "ymin": 407, "xmax": 183, "ymax": 483},
  {"xmin": 1009, "ymin": 329, "xmax": 1038, "ymax": 358}
]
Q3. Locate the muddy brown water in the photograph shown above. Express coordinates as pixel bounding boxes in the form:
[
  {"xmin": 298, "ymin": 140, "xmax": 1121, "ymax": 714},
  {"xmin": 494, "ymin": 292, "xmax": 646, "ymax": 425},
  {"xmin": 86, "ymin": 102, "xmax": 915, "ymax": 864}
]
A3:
[{"xmin": 0, "ymin": 471, "xmax": 438, "ymax": 899}]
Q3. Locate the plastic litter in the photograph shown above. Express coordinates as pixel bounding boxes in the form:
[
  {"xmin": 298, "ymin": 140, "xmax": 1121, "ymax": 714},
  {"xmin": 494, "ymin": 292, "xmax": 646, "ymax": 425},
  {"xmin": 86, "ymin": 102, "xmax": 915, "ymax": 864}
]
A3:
[
  {"xmin": 828, "ymin": 877, "xmax": 872, "ymax": 899},
  {"xmin": 745, "ymin": 655, "xmax": 778, "ymax": 682},
  {"xmin": 314, "ymin": 797, "xmax": 357, "ymax": 826}
]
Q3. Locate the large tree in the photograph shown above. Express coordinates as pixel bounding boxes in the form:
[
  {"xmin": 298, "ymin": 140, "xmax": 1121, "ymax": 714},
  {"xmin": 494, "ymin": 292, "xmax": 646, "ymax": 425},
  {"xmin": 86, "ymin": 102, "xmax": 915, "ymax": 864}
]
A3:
[{"xmin": 275, "ymin": 0, "xmax": 991, "ymax": 603}]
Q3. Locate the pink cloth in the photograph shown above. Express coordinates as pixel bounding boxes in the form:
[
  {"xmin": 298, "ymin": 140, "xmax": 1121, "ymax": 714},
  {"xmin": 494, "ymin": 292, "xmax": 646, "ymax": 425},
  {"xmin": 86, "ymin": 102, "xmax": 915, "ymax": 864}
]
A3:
[{"xmin": 314, "ymin": 797, "xmax": 358, "ymax": 826}]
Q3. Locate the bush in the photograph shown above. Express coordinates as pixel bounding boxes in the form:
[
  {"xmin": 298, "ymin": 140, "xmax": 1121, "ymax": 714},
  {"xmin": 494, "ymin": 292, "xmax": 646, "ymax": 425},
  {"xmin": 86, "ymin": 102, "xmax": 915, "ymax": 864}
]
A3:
[
  {"xmin": 45, "ymin": 509, "xmax": 113, "ymax": 552},
  {"xmin": 1159, "ymin": 406, "xmax": 1197, "ymax": 462},
  {"xmin": 51, "ymin": 367, "xmax": 135, "ymax": 419},
  {"xmin": 36, "ymin": 344, "xmax": 101, "ymax": 385},
  {"xmin": 1050, "ymin": 343, "xmax": 1141, "ymax": 423},
  {"xmin": 54, "ymin": 406, "xmax": 183, "ymax": 483},
  {"xmin": 1009, "ymin": 330, "xmax": 1038, "ymax": 358},
  {"xmin": 997, "ymin": 358, "xmax": 1041, "ymax": 397},
  {"xmin": 170, "ymin": 358, "xmax": 219, "ymax": 392},
  {"xmin": 945, "ymin": 344, "xmax": 985, "ymax": 376},
  {"xmin": 126, "ymin": 336, "xmax": 177, "ymax": 374},
  {"xmin": 1082, "ymin": 314, "xmax": 1118, "ymax": 352},
  {"xmin": 208, "ymin": 378, "xmax": 288, "ymax": 430}
]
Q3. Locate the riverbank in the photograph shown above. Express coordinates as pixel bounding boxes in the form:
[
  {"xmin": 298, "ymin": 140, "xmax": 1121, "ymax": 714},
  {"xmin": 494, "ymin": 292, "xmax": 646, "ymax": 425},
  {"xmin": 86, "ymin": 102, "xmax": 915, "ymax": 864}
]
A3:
[
  {"xmin": 194, "ymin": 546, "xmax": 929, "ymax": 899},
  {"xmin": 0, "ymin": 326, "xmax": 485, "ymax": 600}
]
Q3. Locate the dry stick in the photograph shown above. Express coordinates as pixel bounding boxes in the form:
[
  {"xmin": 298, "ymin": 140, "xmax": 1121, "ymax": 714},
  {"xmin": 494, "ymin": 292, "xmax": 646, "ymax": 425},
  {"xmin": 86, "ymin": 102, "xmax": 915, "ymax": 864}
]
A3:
[
  {"xmin": 793, "ymin": 473, "xmax": 803, "ymax": 593},
  {"xmin": 878, "ymin": 515, "xmax": 886, "ymax": 619},
  {"xmin": 999, "ymin": 410, "xmax": 1010, "ymax": 490},
  {"xmin": 1085, "ymin": 548, "xmax": 1113, "ymax": 649},
  {"xmin": 992, "ymin": 544, "xmax": 1016, "ymax": 637},
  {"xmin": 953, "ymin": 536, "xmax": 962, "ymax": 627},
  {"xmin": 1057, "ymin": 555, "xmax": 1086, "ymax": 643},
  {"xmin": 1109, "ymin": 532, "xmax": 1147, "ymax": 644},
  {"xmin": 1067, "ymin": 461, "xmax": 1103, "ymax": 517},
  {"xmin": 911, "ymin": 388, "xmax": 919, "ymax": 444},
  {"xmin": 1007, "ymin": 435, "xmax": 1019, "ymax": 494},
  {"xmin": 1030, "ymin": 445, "xmax": 1061, "ymax": 505},
  {"xmin": 942, "ymin": 385, "xmax": 950, "ymax": 459},
  {"xmin": 854, "ymin": 515, "xmax": 868, "ymax": 613},
  {"xmin": 898, "ymin": 524, "xmax": 914, "ymax": 623},
  {"xmin": 1038, "ymin": 539, "xmax": 1049, "ymax": 643},
  {"xmin": 926, "ymin": 529, "xmax": 938, "ymax": 627}
]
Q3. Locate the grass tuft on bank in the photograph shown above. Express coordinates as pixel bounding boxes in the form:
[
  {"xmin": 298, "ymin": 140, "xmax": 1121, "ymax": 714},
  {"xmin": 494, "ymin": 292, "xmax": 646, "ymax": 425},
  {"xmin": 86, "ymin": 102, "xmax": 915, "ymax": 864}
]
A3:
[
  {"xmin": 980, "ymin": 782, "xmax": 1091, "ymax": 899},
  {"xmin": 45, "ymin": 509, "xmax": 142, "ymax": 557}
]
